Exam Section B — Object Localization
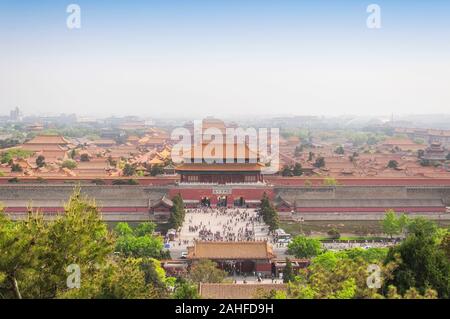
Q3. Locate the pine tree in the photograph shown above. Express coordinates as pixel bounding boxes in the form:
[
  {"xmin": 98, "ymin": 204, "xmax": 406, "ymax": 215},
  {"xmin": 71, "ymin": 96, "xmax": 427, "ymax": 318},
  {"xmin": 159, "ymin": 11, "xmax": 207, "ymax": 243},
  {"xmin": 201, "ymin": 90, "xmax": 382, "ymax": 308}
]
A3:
[
  {"xmin": 169, "ymin": 194, "xmax": 185, "ymax": 229},
  {"xmin": 283, "ymin": 258, "xmax": 294, "ymax": 283}
]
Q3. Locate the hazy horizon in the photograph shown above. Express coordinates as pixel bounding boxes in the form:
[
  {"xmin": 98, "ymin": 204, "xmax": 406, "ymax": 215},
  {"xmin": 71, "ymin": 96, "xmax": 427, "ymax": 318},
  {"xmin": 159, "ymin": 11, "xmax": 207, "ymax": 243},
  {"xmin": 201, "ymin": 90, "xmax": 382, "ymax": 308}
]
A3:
[{"xmin": 1, "ymin": 0, "xmax": 449, "ymax": 117}]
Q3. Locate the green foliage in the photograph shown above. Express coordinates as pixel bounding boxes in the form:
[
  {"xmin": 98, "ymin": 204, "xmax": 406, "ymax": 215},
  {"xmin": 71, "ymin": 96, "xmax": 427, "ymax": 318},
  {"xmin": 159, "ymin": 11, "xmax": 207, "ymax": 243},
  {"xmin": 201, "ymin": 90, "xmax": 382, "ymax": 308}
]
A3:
[
  {"xmin": 58, "ymin": 257, "xmax": 161, "ymax": 299},
  {"xmin": 135, "ymin": 222, "xmax": 157, "ymax": 236},
  {"xmin": 387, "ymin": 160, "xmax": 399, "ymax": 169},
  {"xmin": 0, "ymin": 189, "xmax": 171, "ymax": 299},
  {"xmin": 285, "ymin": 241, "xmax": 441, "ymax": 299},
  {"xmin": 107, "ymin": 156, "xmax": 117, "ymax": 167},
  {"xmin": 323, "ymin": 177, "xmax": 338, "ymax": 186},
  {"xmin": 122, "ymin": 164, "xmax": 136, "ymax": 176},
  {"xmin": 80, "ymin": 154, "xmax": 90, "ymax": 162},
  {"xmin": 327, "ymin": 228, "xmax": 340, "ymax": 239},
  {"xmin": 169, "ymin": 194, "xmax": 185, "ymax": 229},
  {"xmin": 420, "ymin": 158, "xmax": 431, "ymax": 167},
  {"xmin": 311, "ymin": 248, "xmax": 388, "ymax": 273},
  {"xmin": 280, "ymin": 162, "xmax": 303, "ymax": 177},
  {"xmin": 114, "ymin": 222, "xmax": 165, "ymax": 259},
  {"xmin": 0, "ymin": 187, "xmax": 114, "ymax": 299},
  {"xmin": 36, "ymin": 155, "xmax": 45, "ymax": 168},
  {"xmin": 150, "ymin": 165, "xmax": 164, "ymax": 176},
  {"xmin": 380, "ymin": 210, "xmax": 409, "ymax": 238},
  {"xmin": 141, "ymin": 257, "xmax": 169, "ymax": 290},
  {"xmin": 11, "ymin": 163, "xmax": 22, "ymax": 172},
  {"xmin": 335, "ymin": 146, "xmax": 345, "ymax": 155},
  {"xmin": 281, "ymin": 165, "xmax": 293, "ymax": 177},
  {"xmin": 115, "ymin": 222, "xmax": 133, "ymax": 236},
  {"xmin": 289, "ymin": 257, "xmax": 384, "ymax": 299},
  {"xmin": 287, "ymin": 235, "xmax": 322, "ymax": 258},
  {"xmin": 0, "ymin": 149, "xmax": 33, "ymax": 164},
  {"xmin": 311, "ymin": 251, "xmax": 339, "ymax": 271},
  {"xmin": 283, "ymin": 258, "xmax": 294, "ymax": 283},
  {"xmin": 61, "ymin": 159, "xmax": 77, "ymax": 169},
  {"xmin": 384, "ymin": 218, "xmax": 450, "ymax": 298},
  {"xmin": 116, "ymin": 235, "xmax": 164, "ymax": 259},
  {"xmin": 0, "ymin": 208, "xmax": 45, "ymax": 299},
  {"xmin": 281, "ymin": 128, "xmax": 310, "ymax": 140},
  {"xmin": 405, "ymin": 217, "xmax": 438, "ymax": 239},
  {"xmin": 38, "ymin": 126, "xmax": 100, "ymax": 139},
  {"xmin": 0, "ymin": 138, "xmax": 20, "ymax": 149},
  {"xmin": 342, "ymin": 131, "xmax": 386, "ymax": 147},
  {"xmin": 189, "ymin": 259, "xmax": 226, "ymax": 284},
  {"xmin": 314, "ymin": 157, "xmax": 325, "ymax": 168},
  {"xmin": 292, "ymin": 163, "xmax": 303, "ymax": 176},
  {"xmin": 254, "ymin": 288, "xmax": 287, "ymax": 299},
  {"xmin": 440, "ymin": 233, "xmax": 450, "ymax": 260},
  {"xmin": 172, "ymin": 279, "xmax": 200, "ymax": 299},
  {"xmin": 338, "ymin": 247, "xmax": 388, "ymax": 263},
  {"xmin": 260, "ymin": 193, "xmax": 280, "ymax": 231}
]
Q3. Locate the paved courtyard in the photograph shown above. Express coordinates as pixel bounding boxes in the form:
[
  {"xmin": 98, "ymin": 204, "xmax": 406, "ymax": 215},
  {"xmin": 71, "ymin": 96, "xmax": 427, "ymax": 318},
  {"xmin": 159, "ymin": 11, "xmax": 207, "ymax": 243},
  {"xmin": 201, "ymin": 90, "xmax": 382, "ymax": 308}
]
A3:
[{"xmin": 168, "ymin": 208, "xmax": 273, "ymax": 255}]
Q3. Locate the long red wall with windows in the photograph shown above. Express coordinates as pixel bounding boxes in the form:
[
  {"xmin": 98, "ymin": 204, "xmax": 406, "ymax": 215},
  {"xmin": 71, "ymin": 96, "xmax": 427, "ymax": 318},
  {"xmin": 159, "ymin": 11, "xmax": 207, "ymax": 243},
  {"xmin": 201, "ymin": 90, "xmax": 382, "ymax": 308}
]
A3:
[{"xmin": 168, "ymin": 187, "xmax": 274, "ymax": 205}]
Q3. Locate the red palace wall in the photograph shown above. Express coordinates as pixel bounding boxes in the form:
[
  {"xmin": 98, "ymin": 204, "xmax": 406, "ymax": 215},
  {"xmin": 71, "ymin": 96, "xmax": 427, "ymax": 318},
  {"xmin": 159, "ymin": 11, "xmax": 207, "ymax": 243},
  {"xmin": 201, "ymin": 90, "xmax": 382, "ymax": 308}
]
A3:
[
  {"xmin": 255, "ymin": 262, "xmax": 272, "ymax": 273},
  {"xmin": 168, "ymin": 187, "xmax": 274, "ymax": 206}
]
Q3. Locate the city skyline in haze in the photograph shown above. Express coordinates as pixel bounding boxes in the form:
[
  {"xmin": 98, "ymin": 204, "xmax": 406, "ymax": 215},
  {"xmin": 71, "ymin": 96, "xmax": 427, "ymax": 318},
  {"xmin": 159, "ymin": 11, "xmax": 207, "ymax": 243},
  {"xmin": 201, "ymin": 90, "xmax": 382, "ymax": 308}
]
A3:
[{"xmin": 1, "ymin": 0, "xmax": 449, "ymax": 117}]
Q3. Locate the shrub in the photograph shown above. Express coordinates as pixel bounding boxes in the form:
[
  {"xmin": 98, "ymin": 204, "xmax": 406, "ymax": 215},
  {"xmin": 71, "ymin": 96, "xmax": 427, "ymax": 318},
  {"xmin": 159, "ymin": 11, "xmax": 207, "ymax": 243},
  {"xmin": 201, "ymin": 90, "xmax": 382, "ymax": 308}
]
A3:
[
  {"xmin": 327, "ymin": 228, "xmax": 341, "ymax": 240},
  {"xmin": 61, "ymin": 160, "xmax": 77, "ymax": 169}
]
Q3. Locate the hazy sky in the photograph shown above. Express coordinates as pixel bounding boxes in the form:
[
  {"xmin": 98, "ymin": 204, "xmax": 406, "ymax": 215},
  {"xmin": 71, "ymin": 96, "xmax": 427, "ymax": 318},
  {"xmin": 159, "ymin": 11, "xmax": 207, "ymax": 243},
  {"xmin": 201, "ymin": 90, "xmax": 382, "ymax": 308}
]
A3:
[{"xmin": 0, "ymin": 0, "xmax": 449, "ymax": 118}]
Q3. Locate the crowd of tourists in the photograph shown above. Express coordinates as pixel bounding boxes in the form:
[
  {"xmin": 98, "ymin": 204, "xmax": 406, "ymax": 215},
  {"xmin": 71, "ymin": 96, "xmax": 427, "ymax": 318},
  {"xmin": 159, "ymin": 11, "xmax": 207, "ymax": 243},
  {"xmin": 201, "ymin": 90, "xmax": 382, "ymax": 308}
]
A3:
[{"xmin": 182, "ymin": 207, "xmax": 267, "ymax": 243}]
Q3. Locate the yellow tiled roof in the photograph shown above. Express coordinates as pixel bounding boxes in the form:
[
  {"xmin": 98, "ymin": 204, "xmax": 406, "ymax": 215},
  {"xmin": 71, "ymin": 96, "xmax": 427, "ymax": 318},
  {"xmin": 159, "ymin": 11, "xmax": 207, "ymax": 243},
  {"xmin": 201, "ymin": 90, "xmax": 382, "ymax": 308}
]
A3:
[{"xmin": 187, "ymin": 241, "xmax": 275, "ymax": 260}]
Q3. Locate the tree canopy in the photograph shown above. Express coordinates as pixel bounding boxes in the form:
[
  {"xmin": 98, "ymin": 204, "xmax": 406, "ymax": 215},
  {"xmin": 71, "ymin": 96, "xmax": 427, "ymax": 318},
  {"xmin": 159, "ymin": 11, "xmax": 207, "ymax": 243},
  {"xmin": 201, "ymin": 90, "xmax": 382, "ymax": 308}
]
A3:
[
  {"xmin": 189, "ymin": 259, "xmax": 226, "ymax": 284},
  {"xmin": 384, "ymin": 218, "xmax": 450, "ymax": 298},
  {"xmin": 114, "ymin": 222, "xmax": 167, "ymax": 259},
  {"xmin": 168, "ymin": 194, "xmax": 185, "ymax": 229},
  {"xmin": 0, "ymin": 188, "xmax": 173, "ymax": 299},
  {"xmin": 287, "ymin": 235, "xmax": 322, "ymax": 258},
  {"xmin": 381, "ymin": 210, "xmax": 409, "ymax": 238},
  {"xmin": 260, "ymin": 193, "xmax": 280, "ymax": 231}
]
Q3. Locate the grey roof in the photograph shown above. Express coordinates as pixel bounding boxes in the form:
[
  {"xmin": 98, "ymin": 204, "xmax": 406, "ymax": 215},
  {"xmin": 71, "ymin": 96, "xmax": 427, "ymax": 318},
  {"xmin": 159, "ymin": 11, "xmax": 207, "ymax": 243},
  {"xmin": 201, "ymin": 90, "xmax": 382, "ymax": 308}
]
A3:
[
  {"xmin": 0, "ymin": 185, "xmax": 168, "ymax": 208},
  {"xmin": 294, "ymin": 199, "xmax": 444, "ymax": 208},
  {"xmin": 274, "ymin": 185, "xmax": 450, "ymax": 208}
]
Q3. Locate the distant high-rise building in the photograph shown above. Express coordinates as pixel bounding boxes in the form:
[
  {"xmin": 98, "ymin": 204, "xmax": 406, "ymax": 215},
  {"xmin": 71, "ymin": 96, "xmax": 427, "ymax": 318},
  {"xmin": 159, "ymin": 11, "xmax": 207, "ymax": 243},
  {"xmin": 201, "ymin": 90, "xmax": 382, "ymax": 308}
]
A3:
[{"xmin": 9, "ymin": 107, "xmax": 22, "ymax": 122}]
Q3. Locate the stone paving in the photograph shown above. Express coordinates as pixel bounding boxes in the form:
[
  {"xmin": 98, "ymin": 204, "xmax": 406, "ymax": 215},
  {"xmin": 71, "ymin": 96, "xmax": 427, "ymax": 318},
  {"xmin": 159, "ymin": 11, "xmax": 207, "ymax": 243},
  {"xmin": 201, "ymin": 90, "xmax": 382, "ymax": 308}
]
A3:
[{"xmin": 168, "ymin": 208, "xmax": 272, "ymax": 252}]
